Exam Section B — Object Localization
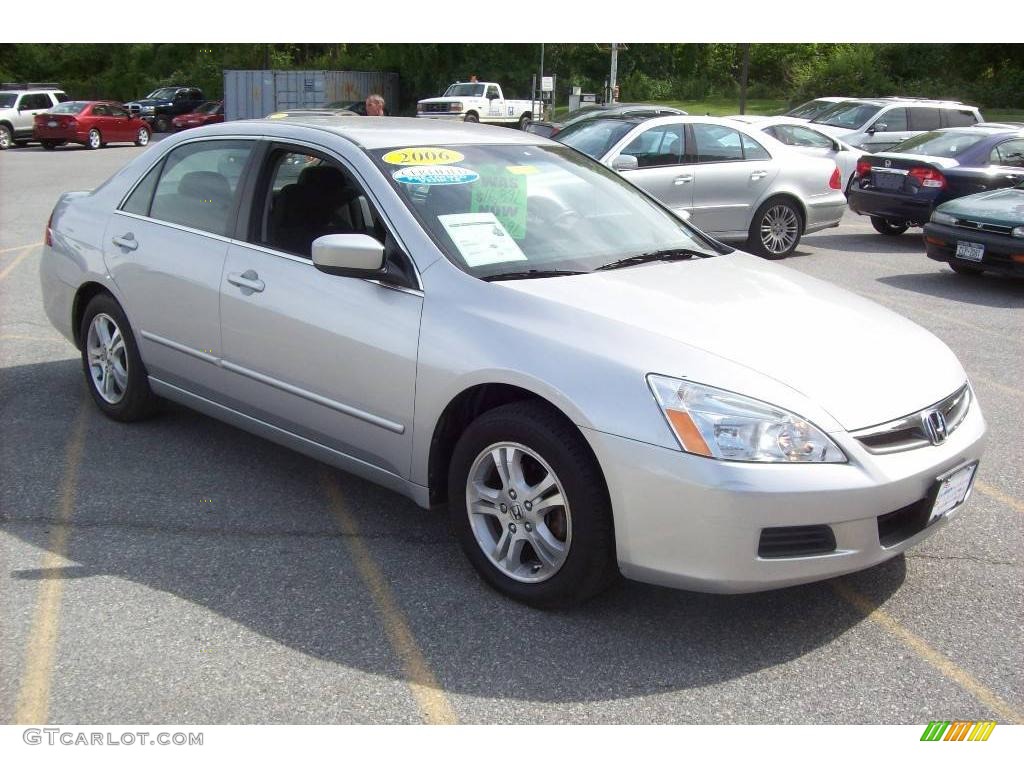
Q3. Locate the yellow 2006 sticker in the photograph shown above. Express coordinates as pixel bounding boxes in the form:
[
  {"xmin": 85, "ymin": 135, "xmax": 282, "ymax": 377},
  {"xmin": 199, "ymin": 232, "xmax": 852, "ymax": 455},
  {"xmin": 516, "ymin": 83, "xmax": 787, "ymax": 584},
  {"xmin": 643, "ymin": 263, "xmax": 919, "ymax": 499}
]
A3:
[{"xmin": 382, "ymin": 147, "xmax": 466, "ymax": 166}]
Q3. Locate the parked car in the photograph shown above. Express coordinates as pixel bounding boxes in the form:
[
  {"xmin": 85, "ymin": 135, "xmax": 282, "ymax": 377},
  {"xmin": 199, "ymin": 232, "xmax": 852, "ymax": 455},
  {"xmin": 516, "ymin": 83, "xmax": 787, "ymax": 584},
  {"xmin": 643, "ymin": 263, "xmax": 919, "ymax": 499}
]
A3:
[
  {"xmin": 923, "ymin": 181, "xmax": 1024, "ymax": 277},
  {"xmin": 172, "ymin": 100, "xmax": 224, "ymax": 131},
  {"xmin": 847, "ymin": 126, "xmax": 1024, "ymax": 235},
  {"xmin": 417, "ymin": 81, "xmax": 541, "ymax": 128},
  {"xmin": 39, "ymin": 117, "xmax": 986, "ymax": 606},
  {"xmin": 809, "ymin": 98, "xmax": 983, "ymax": 152},
  {"xmin": 33, "ymin": 100, "xmax": 151, "ymax": 150},
  {"xmin": 0, "ymin": 84, "xmax": 69, "ymax": 149},
  {"xmin": 556, "ymin": 115, "xmax": 846, "ymax": 258},
  {"xmin": 526, "ymin": 103, "xmax": 686, "ymax": 139},
  {"xmin": 728, "ymin": 115, "xmax": 862, "ymax": 191},
  {"xmin": 125, "ymin": 86, "xmax": 205, "ymax": 134},
  {"xmin": 784, "ymin": 96, "xmax": 849, "ymax": 121}
]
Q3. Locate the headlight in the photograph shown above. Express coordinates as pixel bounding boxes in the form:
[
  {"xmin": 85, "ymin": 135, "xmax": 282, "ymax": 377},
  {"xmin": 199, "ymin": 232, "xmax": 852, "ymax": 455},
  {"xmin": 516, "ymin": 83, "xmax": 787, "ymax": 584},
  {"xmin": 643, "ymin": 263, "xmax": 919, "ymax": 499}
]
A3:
[
  {"xmin": 449, "ymin": 102, "xmax": 463, "ymax": 112},
  {"xmin": 647, "ymin": 375, "xmax": 846, "ymax": 463},
  {"xmin": 142, "ymin": 106, "xmax": 155, "ymax": 114},
  {"xmin": 930, "ymin": 211, "xmax": 956, "ymax": 226},
  {"xmin": 1012, "ymin": 225, "xmax": 1024, "ymax": 238}
]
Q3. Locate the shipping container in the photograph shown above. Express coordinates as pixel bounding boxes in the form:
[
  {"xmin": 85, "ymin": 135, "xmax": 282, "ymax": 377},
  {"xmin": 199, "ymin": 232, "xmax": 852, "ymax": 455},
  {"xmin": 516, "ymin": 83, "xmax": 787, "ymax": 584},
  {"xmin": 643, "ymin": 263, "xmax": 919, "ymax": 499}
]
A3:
[{"xmin": 223, "ymin": 70, "xmax": 400, "ymax": 121}]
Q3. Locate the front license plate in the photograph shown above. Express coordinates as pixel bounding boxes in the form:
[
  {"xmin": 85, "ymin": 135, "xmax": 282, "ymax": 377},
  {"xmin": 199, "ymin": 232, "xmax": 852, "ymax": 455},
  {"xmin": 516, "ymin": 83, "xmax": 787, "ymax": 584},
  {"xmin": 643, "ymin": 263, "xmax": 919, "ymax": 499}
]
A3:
[
  {"xmin": 47, "ymin": 120, "xmax": 57, "ymax": 127},
  {"xmin": 928, "ymin": 462, "xmax": 979, "ymax": 525},
  {"xmin": 956, "ymin": 241, "xmax": 984, "ymax": 262}
]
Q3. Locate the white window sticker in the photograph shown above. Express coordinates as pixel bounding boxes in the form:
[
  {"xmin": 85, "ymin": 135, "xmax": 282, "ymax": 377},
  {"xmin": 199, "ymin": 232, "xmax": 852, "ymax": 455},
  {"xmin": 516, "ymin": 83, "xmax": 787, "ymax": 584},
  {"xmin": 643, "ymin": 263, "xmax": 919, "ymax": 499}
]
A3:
[{"xmin": 438, "ymin": 212, "xmax": 528, "ymax": 268}]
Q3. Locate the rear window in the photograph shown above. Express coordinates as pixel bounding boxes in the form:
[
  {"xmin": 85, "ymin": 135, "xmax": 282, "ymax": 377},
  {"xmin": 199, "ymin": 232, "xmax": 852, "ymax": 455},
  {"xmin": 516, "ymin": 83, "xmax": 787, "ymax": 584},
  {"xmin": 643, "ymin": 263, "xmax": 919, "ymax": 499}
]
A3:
[
  {"xmin": 50, "ymin": 101, "xmax": 89, "ymax": 114},
  {"xmin": 889, "ymin": 131, "xmax": 985, "ymax": 158},
  {"xmin": 943, "ymin": 109, "xmax": 977, "ymax": 128}
]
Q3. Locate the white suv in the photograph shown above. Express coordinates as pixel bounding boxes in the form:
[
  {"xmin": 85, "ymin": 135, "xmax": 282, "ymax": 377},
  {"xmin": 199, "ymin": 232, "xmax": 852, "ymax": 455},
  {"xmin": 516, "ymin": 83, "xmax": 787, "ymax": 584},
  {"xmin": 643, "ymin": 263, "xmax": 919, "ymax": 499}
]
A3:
[
  {"xmin": 808, "ymin": 98, "xmax": 983, "ymax": 152},
  {"xmin": 0, "ymin": 85, "xmax": 70, "ymax": 149}
]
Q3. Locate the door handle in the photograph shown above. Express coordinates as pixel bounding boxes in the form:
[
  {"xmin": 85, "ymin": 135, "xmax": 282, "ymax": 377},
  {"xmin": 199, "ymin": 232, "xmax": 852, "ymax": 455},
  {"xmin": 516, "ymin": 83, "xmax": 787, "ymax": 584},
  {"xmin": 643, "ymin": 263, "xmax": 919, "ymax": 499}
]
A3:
[
  {"xmin": 227, "ymin": 269, "xmax": 265, "ymax": 294},
  {"xmin": 750, "ymin": 170, "xmax": 768, "ymax": 180},
  {"xmin": 673, "ymin": 174, "xmax": 694, "ymax": 185},
  {"xmin": 112, "ymin": 233, "xmax": 138, "ymax": 251}
]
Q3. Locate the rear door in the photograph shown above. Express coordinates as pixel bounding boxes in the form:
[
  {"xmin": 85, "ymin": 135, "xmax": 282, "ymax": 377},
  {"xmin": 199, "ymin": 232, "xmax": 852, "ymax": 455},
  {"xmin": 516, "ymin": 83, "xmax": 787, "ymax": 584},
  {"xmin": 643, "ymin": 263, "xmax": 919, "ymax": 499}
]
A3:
[
  {"xmin": 103, "ymin": 138, "xmax": 257, "ymax": 397},
  {"xmin": 89, "ymin": 103, "xmax": 115, "ymax": 141},
  {"xmin": 688, "ymin": 123, "xmax": 777, "ymax": 235},
  {"xmin": 14, "ymin": 92, "xmax": 53, "ymax": 136},
  {"xmin": 218, "ymin": 142, "xmax": 423, "ymax": 478},
  {"xmin": 612, "ymin": 123, "xmax": 693, "ymax": 214}
]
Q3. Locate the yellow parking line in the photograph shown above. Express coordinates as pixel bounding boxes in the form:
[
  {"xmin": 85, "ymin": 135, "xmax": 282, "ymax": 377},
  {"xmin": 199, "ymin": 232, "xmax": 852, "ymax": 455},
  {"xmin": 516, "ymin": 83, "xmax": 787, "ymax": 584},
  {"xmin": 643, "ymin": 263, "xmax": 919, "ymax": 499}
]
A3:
[
  {"xmin": 13, "ymin": 392, "xmax": 89, "ymax": 724},
  {"xmin": 0, "ymin": 241, "xmax": 41, "ymax": 256},
  {"xmin": 0, "ymin": 334, "xmax": 66, "ymax": 343},
  {"xmin": 832, "ymin": 581, "xmax": 1023, "ymax": 724},
  {"xmin": 0, "ymin": 244, "xmax": 39, "ymax": 283},
  {"xmin": 321, "ymin": 471, "xmax": 458, "ymax": 725},
  {"xmin": 975, "ymin": 481, "xmax": 1024, "ymax": 515}
]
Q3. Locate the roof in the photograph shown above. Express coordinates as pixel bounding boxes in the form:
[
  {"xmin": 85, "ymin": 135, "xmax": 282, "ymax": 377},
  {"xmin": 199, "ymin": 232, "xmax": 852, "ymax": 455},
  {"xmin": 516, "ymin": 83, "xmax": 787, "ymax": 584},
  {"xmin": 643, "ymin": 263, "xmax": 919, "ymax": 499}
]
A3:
[{"xmin": 218, "ymin": 115, "xmax": 547, "ymax": 149}]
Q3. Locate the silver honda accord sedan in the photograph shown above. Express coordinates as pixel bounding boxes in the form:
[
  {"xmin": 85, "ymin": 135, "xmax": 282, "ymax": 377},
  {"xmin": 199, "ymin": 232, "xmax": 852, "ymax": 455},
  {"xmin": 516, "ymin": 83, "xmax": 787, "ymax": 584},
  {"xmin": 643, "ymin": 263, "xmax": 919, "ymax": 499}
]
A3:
[{"xmin": 40, "ymin": 116, "xmax": 986, "ymax": 607}]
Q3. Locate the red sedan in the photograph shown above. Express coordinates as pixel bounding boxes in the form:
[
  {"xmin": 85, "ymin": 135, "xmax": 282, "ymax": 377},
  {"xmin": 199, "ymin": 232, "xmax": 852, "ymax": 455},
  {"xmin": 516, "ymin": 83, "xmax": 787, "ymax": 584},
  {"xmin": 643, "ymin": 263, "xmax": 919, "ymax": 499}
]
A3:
[
  {"xmin": 33, "ymin": 101, "xmax": 152, "ymax": 150},
  {"xmin": 172, "ymin": 100, "xmax": 224, "ymax": 131}
]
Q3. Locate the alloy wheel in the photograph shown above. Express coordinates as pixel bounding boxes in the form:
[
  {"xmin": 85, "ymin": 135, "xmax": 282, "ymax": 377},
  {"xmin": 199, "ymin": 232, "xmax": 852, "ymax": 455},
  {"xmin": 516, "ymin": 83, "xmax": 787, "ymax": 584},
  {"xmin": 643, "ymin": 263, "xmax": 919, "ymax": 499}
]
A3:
[
  {"xmin": 465, "ymin": 442, "xmax": 572, "ymax": 583},
  {"xmin": 0, "ymin": 126, "xmax": 11, "ymax": 150},
  {"xmin": 137, "ymin": 128, "xmax": 149, "ymax": 145},
  {"xmin": 759, "ymin": 204, "xmax": 800, "ymax": 255},
  {"xmin": 88, "ymin": 129, "xmax": 101, "ymax": 149},
  {"xmin": 86, "ymin": 313, "xmax": 129, "ymax": 404}
]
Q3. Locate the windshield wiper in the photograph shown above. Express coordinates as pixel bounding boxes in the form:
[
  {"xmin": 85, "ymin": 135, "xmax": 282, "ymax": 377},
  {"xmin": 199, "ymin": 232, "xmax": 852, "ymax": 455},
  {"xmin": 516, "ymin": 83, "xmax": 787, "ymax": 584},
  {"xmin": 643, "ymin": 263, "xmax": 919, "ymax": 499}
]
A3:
[
  {"xmin": 595, "ymin": 248, "xmax": 708, "ymax": 271},
  {"xmin": 482, "ymin": 269, "xmax": 587, "ymax": 282}
]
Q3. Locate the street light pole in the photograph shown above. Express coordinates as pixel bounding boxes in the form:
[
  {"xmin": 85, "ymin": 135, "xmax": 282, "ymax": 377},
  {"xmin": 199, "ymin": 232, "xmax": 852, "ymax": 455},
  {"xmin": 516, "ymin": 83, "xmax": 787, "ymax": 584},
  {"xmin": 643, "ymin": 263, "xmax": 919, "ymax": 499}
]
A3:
[{"xmin": 609, "ymin": 42, "xmax": 618, "ymax": 104}]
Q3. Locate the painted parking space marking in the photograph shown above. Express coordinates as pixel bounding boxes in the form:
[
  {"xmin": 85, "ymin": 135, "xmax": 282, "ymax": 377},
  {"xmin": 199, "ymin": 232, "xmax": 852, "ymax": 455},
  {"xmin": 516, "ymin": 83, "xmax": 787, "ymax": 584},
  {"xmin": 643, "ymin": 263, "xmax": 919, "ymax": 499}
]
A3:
[{"xmin": 0, "ymin": 244, "xmax": 40, "ymax": 283}]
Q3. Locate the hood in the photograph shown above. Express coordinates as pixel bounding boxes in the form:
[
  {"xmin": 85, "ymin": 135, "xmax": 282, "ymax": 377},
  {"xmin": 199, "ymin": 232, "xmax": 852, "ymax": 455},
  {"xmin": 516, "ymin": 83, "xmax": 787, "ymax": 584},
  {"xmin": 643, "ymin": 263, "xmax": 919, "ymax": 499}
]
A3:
[
  {"xmin": 937, "ymin": 186, "xmax": 1024, "ymax": 226},
  {"xmin": 501, "ymin": 253, "xmax": 966, "ymax": 431}
]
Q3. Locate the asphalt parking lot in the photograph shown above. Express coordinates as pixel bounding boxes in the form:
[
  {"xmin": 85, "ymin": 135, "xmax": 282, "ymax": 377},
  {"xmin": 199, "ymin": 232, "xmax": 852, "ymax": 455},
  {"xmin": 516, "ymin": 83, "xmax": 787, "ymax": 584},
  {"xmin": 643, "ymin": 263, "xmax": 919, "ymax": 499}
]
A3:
[{"xmin": 1, "ymin": 137, "xmax": 1022, "ymax": 725}]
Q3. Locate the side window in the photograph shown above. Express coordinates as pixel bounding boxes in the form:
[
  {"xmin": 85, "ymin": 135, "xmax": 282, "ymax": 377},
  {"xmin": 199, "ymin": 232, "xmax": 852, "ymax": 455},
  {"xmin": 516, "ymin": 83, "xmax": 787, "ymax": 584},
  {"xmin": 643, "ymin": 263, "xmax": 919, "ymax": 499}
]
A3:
[
  {"xmin": 943, "ymin": 109, "xmax": 977, "ymax": 128},
  {"xmin": 54, "ymin": 92, "xmax": 70, "ymax": 104},
  {"xmin": 189, "ymin": 89, "xmax": 202, "ymax": 101},
  {"xmin": 741, "ymin": 133, "xmax": 771, "ymax": 160},
  {"xmin": 149, "ymin": 140, "xmax": 254, "ymax": 236},
  {"xmin": 121, "ymin": 161, "xmax": 164, "ymax": 216},
  {"xmin": 783, "ymin": 125, "xmax": 834, "ymax": 149},
  {"xmin": 692, "ymin": 124, "xmax": 745, "ymax": 163},
  {"xmin": 109, "ymin": 104, "xmax": 129, "ymax": 118},
  {"xmin": 620, "ymin": 124, "xmax": 686, "ymax": 168},
  {"xmin": 20, "ymin": 93, "xmax": 51, "ymax": 110},
  {"xmin": 908, "ymin": 107, "xmax": 941, "ymax": 131},
  {"xmin": 989, "ymin": 139, "xmax": 1024, "ymax": 168},
  {"xmin": 91, "ymin": 104, "xmax": 110, "ymax": 117},
  {"xmin": 875, "ymin": 107, "xmax": 907, "ymax": 132},
  {"xmin": 485, "ymin": 86, "xmax": 500, "ymax": 100}
]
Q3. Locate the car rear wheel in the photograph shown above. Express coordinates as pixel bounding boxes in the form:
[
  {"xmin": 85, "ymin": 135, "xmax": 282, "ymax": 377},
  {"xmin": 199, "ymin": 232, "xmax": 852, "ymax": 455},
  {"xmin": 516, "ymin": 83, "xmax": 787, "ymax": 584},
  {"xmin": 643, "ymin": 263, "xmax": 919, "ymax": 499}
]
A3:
[
  {"xmin": 41, "ymin": 140, "xmax": 59, "ymax": 150},
  {"xmin": 949, "ymin": 262, "xmax": 984, "ymax": 276},
  {"xmin": 79, "ymin": 294, "xmax": 159, "ymax": 422},
  {"xmin": 0, "ymin": 125, "xmax": 12, "ymax": 150},
  {"xmin": 86, "ymin": 128, "xmax": 102, "ymax": 150},
  {"xmin": 870, "ymin": 216, "xmax": 909, "ymax": 236},
  {"xmin": 747, "ymin": 197, "xmax": 803, "ymax": 259},
  {"xmin": 134, "ymin": 127, "xmax": 151, "ymax": 146},
  {"xmin": 14, "ymin": 139, "xmax": 29, "ymax": 147},
  {"xmin": 517, "ymin": 114, "xmax": 531, "ymax": 130},
  {"xmin": 448, "ymin": 400, "xmax": 617, "ymax": 608}
]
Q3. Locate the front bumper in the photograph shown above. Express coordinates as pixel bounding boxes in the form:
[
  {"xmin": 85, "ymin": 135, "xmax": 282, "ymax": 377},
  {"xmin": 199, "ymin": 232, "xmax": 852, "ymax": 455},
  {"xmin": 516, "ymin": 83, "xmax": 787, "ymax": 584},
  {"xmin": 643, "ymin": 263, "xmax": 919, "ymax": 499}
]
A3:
[
  {"xmin": 924, "ymin": 222, "xmax": 1024, "ymax": 277},
  {"xmin": 848, "ymin": 186, "xmax": 937, "ymax": 225},
  {"xmin": 416, "ymin": 113, "xmax": 465, "ymax": 121},
  {"xmin": 581, "ymin": 393, "xmax": 986, "ymax": 593}
]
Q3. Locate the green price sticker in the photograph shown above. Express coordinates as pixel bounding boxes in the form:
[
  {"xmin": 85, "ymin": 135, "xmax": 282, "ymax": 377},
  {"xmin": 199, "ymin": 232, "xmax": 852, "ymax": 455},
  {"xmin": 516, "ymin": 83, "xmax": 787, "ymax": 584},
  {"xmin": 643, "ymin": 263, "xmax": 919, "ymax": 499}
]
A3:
[{"xmin": 470, "ymin": 165, "xmax": 528, "ymax": 239}]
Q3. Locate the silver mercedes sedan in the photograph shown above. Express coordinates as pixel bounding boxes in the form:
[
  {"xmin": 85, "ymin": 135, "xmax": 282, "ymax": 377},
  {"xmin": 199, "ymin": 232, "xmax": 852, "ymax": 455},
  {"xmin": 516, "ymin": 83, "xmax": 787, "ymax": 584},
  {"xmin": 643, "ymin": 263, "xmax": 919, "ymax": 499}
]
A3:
[
  {"xmin": 556, "ymin": 114, "xmax": 848, "ymax": 258},
  {"xmin": 40, "ymin": 117, "xmax": 986, "ymax": 607}
]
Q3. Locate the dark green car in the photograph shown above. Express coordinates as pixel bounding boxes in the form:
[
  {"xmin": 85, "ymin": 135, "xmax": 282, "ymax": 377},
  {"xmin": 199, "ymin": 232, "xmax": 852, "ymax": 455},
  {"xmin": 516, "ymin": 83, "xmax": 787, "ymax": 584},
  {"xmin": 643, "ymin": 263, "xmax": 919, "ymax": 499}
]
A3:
[{"xmin": 923, "ymin": 181, "xmax": 1024, "ymax": 277}]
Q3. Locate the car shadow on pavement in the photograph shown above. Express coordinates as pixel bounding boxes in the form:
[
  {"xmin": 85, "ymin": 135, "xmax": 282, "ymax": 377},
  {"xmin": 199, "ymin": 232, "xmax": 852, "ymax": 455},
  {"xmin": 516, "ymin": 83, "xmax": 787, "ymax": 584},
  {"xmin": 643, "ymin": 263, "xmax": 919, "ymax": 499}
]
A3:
[
  {"xmin": 802, "ymin": 232, "xmax": 926, "ymax": 254},
  {"xmin": 1, "ymin": 358, "xmax": 907, "ymax": 710},
  {"xmin": 877, "ymin": 272, "xmax": 1024, "ymax": 308}
]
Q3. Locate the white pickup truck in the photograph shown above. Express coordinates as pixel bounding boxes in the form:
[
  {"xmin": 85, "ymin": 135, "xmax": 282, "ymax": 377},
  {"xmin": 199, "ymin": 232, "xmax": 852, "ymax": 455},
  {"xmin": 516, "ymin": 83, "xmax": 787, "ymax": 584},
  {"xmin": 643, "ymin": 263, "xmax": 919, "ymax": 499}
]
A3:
[{"xmin": 416, "ymin": 82, "xmax": 542, "ymax": 129}]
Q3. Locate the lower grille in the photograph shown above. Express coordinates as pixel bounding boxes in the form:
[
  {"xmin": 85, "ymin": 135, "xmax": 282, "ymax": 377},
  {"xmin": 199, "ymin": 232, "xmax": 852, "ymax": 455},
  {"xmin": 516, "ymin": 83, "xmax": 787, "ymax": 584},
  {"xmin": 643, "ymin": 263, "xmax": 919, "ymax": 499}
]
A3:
[
  {"xmin": 877, "ymin": 497, "xmax": 931, "ymax": 547},
  {"xmin": 758, "ymin": 525, "xmax": 837, "ymax": 559}
]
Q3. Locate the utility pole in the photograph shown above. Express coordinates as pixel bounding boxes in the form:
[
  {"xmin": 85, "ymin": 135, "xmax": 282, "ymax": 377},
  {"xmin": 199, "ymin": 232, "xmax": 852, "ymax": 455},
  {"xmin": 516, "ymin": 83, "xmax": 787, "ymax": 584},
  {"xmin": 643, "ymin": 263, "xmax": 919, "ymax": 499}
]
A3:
[
  {"xmin": 538, "ymin": 43, "xmax": 545, "ymax": 114},
  {"xmin": 609, "ymin": 43, "xmax": 619, "ymax": 104}
]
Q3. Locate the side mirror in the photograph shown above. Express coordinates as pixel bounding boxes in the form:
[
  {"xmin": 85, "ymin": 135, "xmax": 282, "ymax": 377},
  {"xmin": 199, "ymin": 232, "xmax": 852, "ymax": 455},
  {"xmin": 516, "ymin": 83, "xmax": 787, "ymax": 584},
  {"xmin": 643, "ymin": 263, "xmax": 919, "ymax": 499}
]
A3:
[
  {"xmin": 868, "ymin": 123, "xmax": 887, "ymax": 135},
  {"xmin": 312, "ymin": 234, "xmax": 386, "ymax": 278},
  {"xmin": 611, "ymin": 154, "xmax": 639, "ymax": 171},
  {"xmin": 832, "ymin": 139, "xmax": 843, "ymax": 152}
]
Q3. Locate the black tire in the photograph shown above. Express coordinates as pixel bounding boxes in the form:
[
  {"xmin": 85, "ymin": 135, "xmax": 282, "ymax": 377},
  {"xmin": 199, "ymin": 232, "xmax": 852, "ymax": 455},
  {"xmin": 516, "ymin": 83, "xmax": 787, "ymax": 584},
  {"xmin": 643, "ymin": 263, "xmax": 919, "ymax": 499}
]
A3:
[
  {"xmin": 949, "ymin": 262, "xmax": 984, "ymax": 276},
  {"xmin": 870, "ymin": 216, "xmax": 909, "ymax": 236},
  {"xmin": 41, "ymin": 141, "xmax": 58, "ymax": 150},
  {"xmin": 79, "ymin": 293, "xmax": 159, "ymax": 422},
  {"xmin": 517, "ymin": 113, "xmax": 531, "ymax": 130},
  {"xmin": 448, "ymin": 400, "xmax": 617, "ymax": 608},
  {"xmin": 86, "ymin": 128, "xmax": 102, "ymax": 150},
  {"xmin": 14, "ymin": 139, "xmax": 29, "ymax": 147},
  {"xmin": 0, "ymin": 124, "xmax": 12, "ymax": 150},
  {"xmin": 746, "ymin": 197, "xmax": 804, "ymax": 259},
  {"xmin": 154, "ymin": 115, "xmax": 171, "ymax": 133},
  {"xmin": 463, "ymin": 112, "xmax": 479, "ymax": 123}
]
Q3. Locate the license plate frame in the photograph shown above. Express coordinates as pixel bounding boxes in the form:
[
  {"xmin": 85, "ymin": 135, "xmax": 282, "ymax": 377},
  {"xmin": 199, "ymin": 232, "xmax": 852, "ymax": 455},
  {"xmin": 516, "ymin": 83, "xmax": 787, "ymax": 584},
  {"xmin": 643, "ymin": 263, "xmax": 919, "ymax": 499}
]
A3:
[
  {"xmin": 955, "ymin": 241, "xmax": 985, "ymax": 262},
  {"xmin": 927, "ymin": 461, "xmax": 979, "ymax": 526}
]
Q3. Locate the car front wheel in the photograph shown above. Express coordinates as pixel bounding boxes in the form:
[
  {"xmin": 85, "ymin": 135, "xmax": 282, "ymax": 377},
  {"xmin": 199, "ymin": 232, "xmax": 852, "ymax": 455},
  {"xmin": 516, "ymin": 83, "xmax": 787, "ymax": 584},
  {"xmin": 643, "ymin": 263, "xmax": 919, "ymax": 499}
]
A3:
[
  {"xmin": 134, "ymin": 127, "xmax": 151, "ymax": 146},
  {"xmin": 448, "ymin": 401, "xmax": 617, "ymax": 608},
  {"xmin": 0, "ymin": 124, "xmax": 12, "ymax": 150},
  {"xmin": 870, "ymin": 216, "xmax": 909, "ymax": 236},
  {"xmin": 747, "ymin": 197, "xmax": 803, "ymax": 259},
  {"xmin": 79, "ymin": 293, "xmax": 159, "ymax": 421}
]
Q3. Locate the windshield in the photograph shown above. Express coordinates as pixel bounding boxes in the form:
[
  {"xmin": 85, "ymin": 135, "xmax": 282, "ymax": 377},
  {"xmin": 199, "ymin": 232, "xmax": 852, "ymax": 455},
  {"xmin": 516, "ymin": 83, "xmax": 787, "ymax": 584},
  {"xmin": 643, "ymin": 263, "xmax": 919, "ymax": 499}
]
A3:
[
  {"xmin": 556, "ymin": 118, "xmax": 638, "ymax": 159},
  {"xmin": 444, "ymin": 83, "xmax": 486, "ymax": 98},
  {"xmin": 786, "ymin": 99, "xmax": 835, "ymax": 120},
  {"xmin": 0, "ymin": 93, "xmax": 16, "ymax": 108},
  {"xmin": 49, "ymin": 101, "xmax": 88, "ymax": 114},
  {"xmin": 371, "ymin": 143, "xmax": 719, "ymax": 280},
  {"xmin": 812, "ymin": 102, "xmax": 882, "ymax": 129},
  {"xmin": 889, "ymin": 130, "xmax": 986, "ymax": 158},
  {"xmin": 145, "ymin": 87, "xmax": 179, "ymax": 101}
]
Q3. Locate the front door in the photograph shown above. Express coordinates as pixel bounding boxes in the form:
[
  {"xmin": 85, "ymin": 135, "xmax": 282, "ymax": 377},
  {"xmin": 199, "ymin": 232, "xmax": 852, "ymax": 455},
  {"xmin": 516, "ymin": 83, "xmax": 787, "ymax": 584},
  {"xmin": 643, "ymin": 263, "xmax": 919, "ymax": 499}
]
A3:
[
  {"xmin": 614, "ymin": 123, "xmax": 694, "ymax": 215},
  {"xmin": 218, "ymin": 145, "xmax": 423, "ymax": 478}
]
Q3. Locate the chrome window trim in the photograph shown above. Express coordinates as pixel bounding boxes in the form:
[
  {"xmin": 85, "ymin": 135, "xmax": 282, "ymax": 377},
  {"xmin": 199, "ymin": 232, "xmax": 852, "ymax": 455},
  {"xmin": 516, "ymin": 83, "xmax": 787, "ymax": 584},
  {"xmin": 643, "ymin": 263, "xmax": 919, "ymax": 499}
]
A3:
[{"xmin": 112, "ymin": 209, "xmax": 235, "ymax": 243}]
